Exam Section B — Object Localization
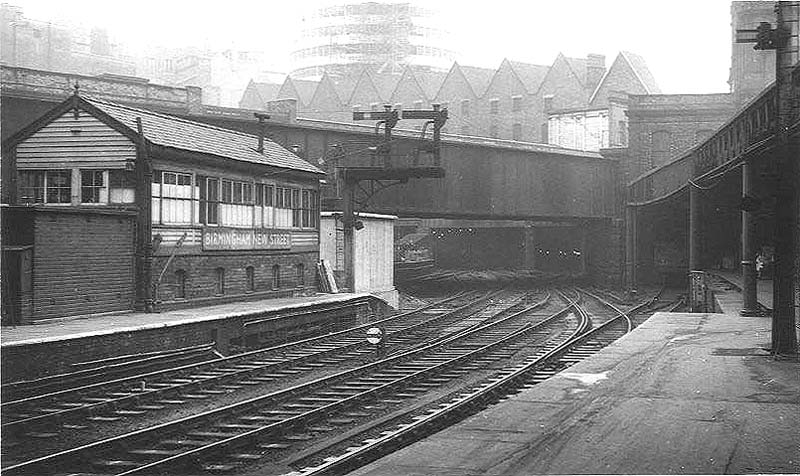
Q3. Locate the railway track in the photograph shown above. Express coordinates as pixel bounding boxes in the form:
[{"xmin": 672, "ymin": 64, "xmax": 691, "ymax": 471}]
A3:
[
  {"xmin": 1, "ymin": 342, "xmax": 221, "ymax": 403},
  {"xmin": 293, "ymin": 289, "xmax": 656, "ymax": 476},
  {"xmin": 2, "ymin": 289, "xmax": 543, "ymax": 465},
  {"xmin": 3, "ymin": 286, "xmax": 667, "ymax": 476},
  {"xmin": 3, "ymin": 290, "xmax": 566, "ymax": 475}
]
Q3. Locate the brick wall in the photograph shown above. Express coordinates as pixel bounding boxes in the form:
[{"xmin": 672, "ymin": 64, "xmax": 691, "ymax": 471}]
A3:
[
  {"xmin": 32, "ymin": 210, "xmax": 136, "ymax": 321},
  {"xmin": 626, "ymin": 94, "xmax": 736, "ymax": 181},
  {"xmin": 0, "ymin": 296, "xmax": 383, "ymax": 382},
  {"xmin": 587, "ymin": 218, "xmax": 624, "ymax": 284},
  {"xmin": 153, "ymin": 251, "xmax": 319, "ymax": 304}
]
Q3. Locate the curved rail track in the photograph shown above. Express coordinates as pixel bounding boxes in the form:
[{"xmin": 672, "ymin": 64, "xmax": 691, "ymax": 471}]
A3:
[
  {"xmin": 3, "ymin": 290, "xmax": 565, "ymax": 475},
  {"xmin": 294, "ymin": 289, "xmax": 659, "ymax": 476},
  {"xmin": 2, "ymin": 292, "xmax": 487, "ymax": 432},
  {"xmin": 2, "ymin": 289, "xmax": 542, "ymax": 465},
  {"xmin": 3, "ymin": 286, "xmax": 670, "ymax": 476}
]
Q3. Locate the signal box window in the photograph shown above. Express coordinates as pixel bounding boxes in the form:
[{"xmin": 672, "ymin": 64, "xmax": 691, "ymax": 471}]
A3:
[
  {"xmin": 109, "ymin": 170, "xmax": 135, "ymax": 203},
  {"xmin": 81, "ymin": 170, "xmax": 106, "ymax": 203},
  {"xmin": 19, "ymin": 170, "xmax": 72, "ymax": 204}
]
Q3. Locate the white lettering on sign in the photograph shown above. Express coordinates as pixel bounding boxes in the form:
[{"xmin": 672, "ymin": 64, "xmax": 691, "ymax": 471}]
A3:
[
  {"xmin": 366, "ymin": 327, "xmax": 383, "ymax": 344},
  {"xmin": 203, "ymin": 228, "xmax": 292, "ymax": 251}
]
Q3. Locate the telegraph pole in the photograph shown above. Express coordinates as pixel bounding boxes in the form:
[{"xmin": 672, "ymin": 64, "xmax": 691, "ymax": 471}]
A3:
[
  {"xmin": 736, "ymin": 2, "xmax": 799, "ymax": 354},
  {"xmin": 769, "ymin": 2, "xmax": 798, "ymax": 355}
]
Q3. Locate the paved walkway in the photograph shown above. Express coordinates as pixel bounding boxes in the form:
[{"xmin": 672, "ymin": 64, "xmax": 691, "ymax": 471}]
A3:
[
  {"xmin": 351, "ymin": 292, "xmax": 799, "ymax": 475},
  {"xmin": 0, "ymin": 293, "xmax": 369, "ymax": 347}
]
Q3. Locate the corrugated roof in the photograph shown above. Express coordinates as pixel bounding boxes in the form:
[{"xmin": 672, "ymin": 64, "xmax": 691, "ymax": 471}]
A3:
[
  {"xmin": 621, "ymin": 51, "xmax": 661, "ymax": 94},
  {"xmin": 83, "ymin": 96, "xmax": 324, "ymax": 174},
  {"xmin": 508, "ymin": 60, "xmax": 550, "ymax": 93}
]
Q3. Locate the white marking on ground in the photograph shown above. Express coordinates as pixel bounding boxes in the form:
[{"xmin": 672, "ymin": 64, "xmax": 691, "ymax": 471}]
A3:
[{"xmin": 559, "ymin": 371, "xmax": 609, "ymax": 385}]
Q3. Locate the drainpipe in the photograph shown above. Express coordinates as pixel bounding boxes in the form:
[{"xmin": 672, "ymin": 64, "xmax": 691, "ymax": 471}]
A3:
[{"xmin": 135, "ymin": 117, "xmax": 154, "ymax": 312}]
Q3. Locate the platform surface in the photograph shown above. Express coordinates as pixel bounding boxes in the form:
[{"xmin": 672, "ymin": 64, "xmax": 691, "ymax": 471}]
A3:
[
  {"xmin": 0, "ymin": 293, "xmax": 370, "ymax": 347},
  {"xmin": 351, "ymin": 296, "xmax": 800, "ymax": 475},
  {"xmin": 708, "ymin": 270, "xmax": 774, "ymax": 311}
]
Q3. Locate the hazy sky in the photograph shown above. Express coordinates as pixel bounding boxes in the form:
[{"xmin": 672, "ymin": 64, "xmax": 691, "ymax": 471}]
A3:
[{"xmin": 19, "ymin": 0, "xmax": 735, "ymax": 94}]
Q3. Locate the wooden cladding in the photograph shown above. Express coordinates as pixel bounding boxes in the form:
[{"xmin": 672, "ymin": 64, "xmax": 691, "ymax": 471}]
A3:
[{"xmin": 16, "ymin": 109, "xmax": 136, "ymax": 169}]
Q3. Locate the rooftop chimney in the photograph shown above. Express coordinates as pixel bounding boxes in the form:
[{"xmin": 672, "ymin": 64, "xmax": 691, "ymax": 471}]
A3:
[
  {"xmin": 586, "ymin": 54, "xmax": 606, "ymax": 92},
  {"xmin": 254, "ymin": 112, "xmax": 270, "ymax": 153}
]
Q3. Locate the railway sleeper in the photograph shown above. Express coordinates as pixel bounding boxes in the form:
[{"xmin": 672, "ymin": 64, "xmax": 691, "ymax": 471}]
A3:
[
  {"xmin": 161, "ymin": 438, "xmax": 214, "ymax": 447},
  {"xmin": 188, "ymin": 373, "xmax": 225, "ymax": 379},
  {"xmin": 273, "ymin": 368, "xmax": 303, "ymax": 375},
  {"xmin": 239, "ymin": 415, "xmax": 283, "ymax": 423},
  {"xmin": 133, "ymin": 404, "xmax": 166, "ymax": 410},
  {"xmin": 298, "ymin": 397, "xmax": 341, "ymax": 403},
  {"xmin": 128, "ymin": 448, "xmax": 183, "ymax": 457},
  {"xmin": 201, "ymin": 462, "xmax": 240, "ymax": 472},
  {"xmin": 248, "ymin": 359, "xmax": 285, "ymax": 365},
  {"xmin": 236, "ymin": 380, "xmax": 267, "ymax": 386},
  {"xmin": 258, "ymin": 442, "xmax": 291, "ymax": 449},
  {"xmin": 80, "ymin": 397, "xmax": 114, "ymax": 403},
  {"xmin": 303, "ymin": 362, "xmax": 327, "ymax": 367},
  {"xmin": 55, "ymin": 401, "xmax": 89, "ymax": 408},
  {"xmin": 178, "ymin": 393, "xmax": 211, "ymax": 400},
  {"xmin": 282, "ymin": 402, "xmax": 324, "ymax": 410},
  {"xmin": 113, "ymin": 409, "xmax": 146, "ymax": 416},
  {"xmin": 230, "ymin": 452, "xmax": 263, "ymax": 461},
  {"xmin": 106, "ymin": 392, "xmax": 135, "ymax": 397},
  {"xmin": 186, "ymin": 430, "xmax": 240, "ymax": 439},
  {"xmin": 215, "ymin": 423, "xmax": 263, "ymax": 430},
  {"xmin": 393, "ymin": 392, "xmax": 421, "ymax": 398},
  {"xmin": 24, "ymin": 431, "xmax": 59, "ymax": 438},
  {"xmin": 378, "ymin": 398, "xmax": 405, "ymax": 404},
  {"xmin": 314, "ymin": 391, "xmax": 355, "ymax": 398},
  {"xmin": 86, "ymin": 415, "xmax": 122, "ymax": 422},
  {"xmin": 283, "ymin": 434, "xmax": 314, "ymax": 441},
  {"xmin": 197, "ymin": 389, "xmax": 229, "ymax": 395},
  {"xmin": 92, "ymin": 459, "xmax": 139, "ymax": 469},
  {"xmin": 261, "ymin": 409, "xmax": 305, "ymax": 416}
]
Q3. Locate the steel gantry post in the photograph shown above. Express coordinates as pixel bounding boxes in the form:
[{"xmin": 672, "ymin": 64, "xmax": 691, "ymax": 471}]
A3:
[{"xmin": 740, "ymin": 160, "xmax": 759, "ymax": 316}]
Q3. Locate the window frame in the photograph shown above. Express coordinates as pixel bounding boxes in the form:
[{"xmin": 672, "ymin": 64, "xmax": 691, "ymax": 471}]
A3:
[
  {"xmin": 490, "ymin": 98, "xmax": 500, "ymax": 114},
  {"xmin": 80, "ymin": 169, "xmax": 106, "ymax": 204}
]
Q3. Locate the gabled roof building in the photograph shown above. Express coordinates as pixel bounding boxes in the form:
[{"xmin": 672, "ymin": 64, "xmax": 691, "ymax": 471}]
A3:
[
  {"xmin": 241, "ymin": 50, "xmax": 662, "ymax": 145},
  {"xmin": 3, "ymin": 91, "xmax": 324, "ymax": 322}
]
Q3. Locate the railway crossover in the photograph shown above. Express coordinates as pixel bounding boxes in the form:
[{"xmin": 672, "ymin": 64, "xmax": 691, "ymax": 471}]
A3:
[{"xmin": 2, "ymin": 286, "xmax": 674, "ymax": 475}]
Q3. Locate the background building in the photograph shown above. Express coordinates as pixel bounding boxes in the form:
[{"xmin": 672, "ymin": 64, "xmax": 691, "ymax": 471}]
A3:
[
  {"xmin": 0, "ymin": 3, "xmax": 134, "ymax": 76},
  {"xmin": 290, "ymin": 2, "xmax": 454, "ymax": 80}
]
